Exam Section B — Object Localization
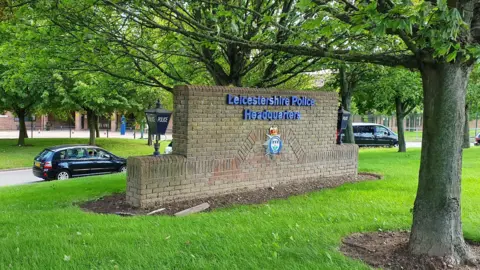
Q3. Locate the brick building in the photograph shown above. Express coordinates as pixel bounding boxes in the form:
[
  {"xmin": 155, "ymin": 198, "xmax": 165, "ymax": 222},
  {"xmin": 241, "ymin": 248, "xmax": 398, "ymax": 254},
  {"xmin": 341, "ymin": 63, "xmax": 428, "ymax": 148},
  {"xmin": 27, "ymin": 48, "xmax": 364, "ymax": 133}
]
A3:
[{"xmin": 0, "ymin": 111, "xmax": 119, "ymax": 131}]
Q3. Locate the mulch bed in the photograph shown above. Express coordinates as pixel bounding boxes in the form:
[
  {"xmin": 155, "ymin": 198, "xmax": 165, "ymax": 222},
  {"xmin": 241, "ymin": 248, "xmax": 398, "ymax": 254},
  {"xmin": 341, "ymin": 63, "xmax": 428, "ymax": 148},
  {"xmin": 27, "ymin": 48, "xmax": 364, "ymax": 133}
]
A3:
[
  {"xmin": 80, "ymin": 172, "xmax": 381, "ymax": 216},
  {"xmin": 341, "ymin": 231, "xmax": 480, "ymax": 270}
]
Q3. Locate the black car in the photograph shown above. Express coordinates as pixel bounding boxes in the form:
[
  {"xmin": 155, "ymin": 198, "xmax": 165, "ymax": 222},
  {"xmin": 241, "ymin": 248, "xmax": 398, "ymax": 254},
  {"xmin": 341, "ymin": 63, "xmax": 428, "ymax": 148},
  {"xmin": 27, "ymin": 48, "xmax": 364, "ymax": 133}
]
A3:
[
  {"xmin": 342, "ymin": 123, "xmax": 398, "ymax": 147},
  {"xmin": 32, "ymin": 145, "xmax": 127, "ymax": 180}
]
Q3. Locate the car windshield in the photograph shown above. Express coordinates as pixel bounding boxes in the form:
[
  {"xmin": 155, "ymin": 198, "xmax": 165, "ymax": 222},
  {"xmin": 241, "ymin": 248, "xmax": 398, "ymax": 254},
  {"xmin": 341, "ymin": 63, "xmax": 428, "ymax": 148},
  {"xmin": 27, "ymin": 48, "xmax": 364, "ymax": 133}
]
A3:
[{"xmin": 36, "ymin": 150, "xmax": 54, "ymax": 161}]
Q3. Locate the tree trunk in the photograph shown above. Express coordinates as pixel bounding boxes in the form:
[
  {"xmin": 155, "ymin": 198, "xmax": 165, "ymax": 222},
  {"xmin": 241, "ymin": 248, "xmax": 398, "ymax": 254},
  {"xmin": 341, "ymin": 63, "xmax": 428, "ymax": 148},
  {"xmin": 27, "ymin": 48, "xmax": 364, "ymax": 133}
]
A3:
[
  {"xmin": 17, "ymin": 109, "xmax": 27, "ymax": 146},
  {"xmin": 340, "ymin": 66, "xmax": 355, "ymax": 144},
  {"xmin": 395, "ymin": 97, "xmax": 407, "ymax": 152},
  {"xmin": 87, "ymin": 110, "xmax": 96, "ymax": 145},
  {"xmin": 463, "ymin": 104, "xmax": 470, "ymax": 149},
  {"xmin": 147, "ymin": 128, "xmax": 152, "ymax": 146},
  {"xmin": 408, "ymin": 62, "xmax": 473, "ymax": 264},
  {"xmin": 95, "ymin": 116, "xmax": 100, "ymax": 138}
]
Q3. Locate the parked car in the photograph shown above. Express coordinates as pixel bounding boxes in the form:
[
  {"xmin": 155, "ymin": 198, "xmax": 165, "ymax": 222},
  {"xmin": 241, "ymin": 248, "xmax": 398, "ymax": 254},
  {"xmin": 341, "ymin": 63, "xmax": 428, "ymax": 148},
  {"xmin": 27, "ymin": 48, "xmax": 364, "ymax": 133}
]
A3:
[
  {"xmin": 32, "ymin": 145, "xmax": 127, "ymax": 180},
  {"xmin": 475, "ymin": 133, "xmax": 480, "ymax": 146},
  {"xmin": 165, "ymin": 141, "xmax": 173, "ymax": 154},
  {"xmin": 342, "ymin": 123, "xmax": 398, "ymax": 147}
]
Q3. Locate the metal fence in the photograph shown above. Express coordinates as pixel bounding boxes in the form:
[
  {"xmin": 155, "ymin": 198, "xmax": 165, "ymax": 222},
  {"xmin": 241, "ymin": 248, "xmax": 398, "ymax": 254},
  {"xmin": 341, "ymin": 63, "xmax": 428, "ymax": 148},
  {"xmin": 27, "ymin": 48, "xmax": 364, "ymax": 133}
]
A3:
[{"xmin": 351, "ymin": 113, "xmax": 480, "ymax": 141}]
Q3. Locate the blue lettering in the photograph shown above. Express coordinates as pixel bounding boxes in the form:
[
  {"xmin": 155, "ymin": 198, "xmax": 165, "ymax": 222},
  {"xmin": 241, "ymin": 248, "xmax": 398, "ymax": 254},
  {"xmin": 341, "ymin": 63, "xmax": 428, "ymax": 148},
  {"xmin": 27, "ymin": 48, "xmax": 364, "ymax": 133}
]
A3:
[
  {"xmin": 295, "ymin": 112, "xmax": 301, "ymax": 119},
  {"xmin": 278, "ymin": 112, "xmax": 283, "ymax": 119},
  {"xmin": 291, "ymin": 96, "xmax": 298, "ymax": 106},
  {"xmin": 241, "ymin": 96, "xmax": 248, "ymax": 105},
  {"xmin": 243, "ymin": 109, "xmax": 252, "ymax": 120},
  {"xmin": 267, "ymin": 111, "xmax": 272, "ymax": 120},
  {"xmin": 296, "ymin": 97, "xmax": 302, "ymax": 106},
  {"xmin": 227, "ymin": 94, "xmax": 314, "ymax": 107},
  {"xmin": 289, "ymin": 112, "xmax": 294, "ymax": 119},
  {"xmin": 257, "ymin": 111, "xmax": 263, "ymax": 119},
  {"xmin": 262, "ymin": 110, "xmax": 268, "ymax": 119},
  {"xmin": 251, "ymin": 111, "xmax": 257, "ymax": 119}
]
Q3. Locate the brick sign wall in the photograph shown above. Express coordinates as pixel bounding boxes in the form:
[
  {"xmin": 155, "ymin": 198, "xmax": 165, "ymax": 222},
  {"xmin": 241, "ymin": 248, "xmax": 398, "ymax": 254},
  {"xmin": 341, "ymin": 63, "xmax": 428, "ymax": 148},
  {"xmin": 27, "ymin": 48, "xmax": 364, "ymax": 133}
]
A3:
[{"xmin": 127, "ymin": 86, "xmax": 358, "ymax": 208}]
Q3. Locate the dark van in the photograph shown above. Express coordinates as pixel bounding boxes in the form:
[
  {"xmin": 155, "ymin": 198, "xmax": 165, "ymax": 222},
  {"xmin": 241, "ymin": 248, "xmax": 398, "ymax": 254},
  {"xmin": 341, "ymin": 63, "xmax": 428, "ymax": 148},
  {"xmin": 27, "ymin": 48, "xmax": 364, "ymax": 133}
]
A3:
[
  {"xmin": 343, "ymin": 123, "xmax": 398, "ymax": 147},
  {"xmin": 32, "ymin": 145, "xmax": 127, "ymax": 180}
]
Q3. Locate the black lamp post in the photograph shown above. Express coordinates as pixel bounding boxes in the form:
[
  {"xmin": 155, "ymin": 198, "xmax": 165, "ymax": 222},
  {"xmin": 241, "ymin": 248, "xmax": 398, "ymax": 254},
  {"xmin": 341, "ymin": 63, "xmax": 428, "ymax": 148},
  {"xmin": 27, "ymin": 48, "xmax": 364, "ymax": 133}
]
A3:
[
  {"xmin": 145, "ymin": 100, "xmax": 172, "ymax": 156},
  {"xmin": 337, "ymin": 106, "xmax": 351, "ymax": 145}
]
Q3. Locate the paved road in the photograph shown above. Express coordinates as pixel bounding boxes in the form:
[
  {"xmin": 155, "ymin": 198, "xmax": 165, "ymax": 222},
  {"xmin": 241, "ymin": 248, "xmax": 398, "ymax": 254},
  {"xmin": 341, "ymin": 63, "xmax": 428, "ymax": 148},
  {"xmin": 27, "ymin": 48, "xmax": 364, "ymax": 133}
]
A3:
[{"xmin": 0, "ymin": 169, "xmax": 43, "ymax": 187}]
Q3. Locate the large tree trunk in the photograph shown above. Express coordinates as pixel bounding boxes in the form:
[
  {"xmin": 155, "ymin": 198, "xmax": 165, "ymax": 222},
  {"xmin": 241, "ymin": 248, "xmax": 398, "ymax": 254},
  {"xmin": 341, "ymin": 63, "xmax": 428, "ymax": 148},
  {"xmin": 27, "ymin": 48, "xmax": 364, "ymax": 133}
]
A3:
[
  {"xmin": 95, "ymin": 115, "xmax": 100, "ymax": 138},
  {"xmin": 408, "ymin": 62, "xmax": 473, "ymax": 264},
  {"xmin": 395, "ymin": 97, "xmax": 407, "ymax": 152},
  {"xmin": 17, "ymin": 109, "xmax": 27, "ymax": 146},
  {"xmin": 87, "ymin": 110, "xmax": 96, "ymax": 145},
  {"xmin": 463, "ymin": 104, "xmax": 470, "ymax": 149},
  {"xmin": 339, "ymin": 66, "xmax": 355, "ymax": 144}
]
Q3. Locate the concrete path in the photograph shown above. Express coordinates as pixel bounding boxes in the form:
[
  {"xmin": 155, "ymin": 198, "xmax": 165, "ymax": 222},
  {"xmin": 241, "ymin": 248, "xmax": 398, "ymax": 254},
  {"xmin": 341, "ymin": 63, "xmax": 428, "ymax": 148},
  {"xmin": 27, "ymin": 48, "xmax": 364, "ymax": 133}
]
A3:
[{"xmin": 0, "ymin": 169, "xmax": 43, "ymax": 187}]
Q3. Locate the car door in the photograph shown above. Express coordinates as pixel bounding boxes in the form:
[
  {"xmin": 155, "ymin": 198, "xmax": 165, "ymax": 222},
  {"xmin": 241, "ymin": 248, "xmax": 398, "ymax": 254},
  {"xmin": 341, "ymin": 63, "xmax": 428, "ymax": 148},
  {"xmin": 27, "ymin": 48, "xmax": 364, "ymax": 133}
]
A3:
[
  {"xmin": 85, "ymin": 148, "xmax": 104, "ymax": 174},
  {"xmin": 92, "ymin": 149, "xmax": 117, "ymax": 173},
  {"xmin": 374, "ymin": 126, "xmax": 392, "ymax": 146},
  {"xmin": 354, "ymin": 125, "xmax": 375, "ymax": 146},
  {"xmin": 66, "ymin": 148, "xmax": 92, "ymax": 176}
]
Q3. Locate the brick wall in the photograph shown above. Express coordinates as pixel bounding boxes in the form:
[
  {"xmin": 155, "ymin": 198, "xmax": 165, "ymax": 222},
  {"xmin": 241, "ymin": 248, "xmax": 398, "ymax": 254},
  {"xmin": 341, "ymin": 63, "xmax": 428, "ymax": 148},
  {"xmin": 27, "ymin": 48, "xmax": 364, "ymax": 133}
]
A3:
[
  {"xmin": 127, "ymin": 85, "xmax": 358, "ymax": 208},
  {"xmin": 0, "ymin": 112, "xmax": 16, "ymax": 130},
  {"xmin": 0, "ymin": 112, "xmax": 38, "ymax": 131}
]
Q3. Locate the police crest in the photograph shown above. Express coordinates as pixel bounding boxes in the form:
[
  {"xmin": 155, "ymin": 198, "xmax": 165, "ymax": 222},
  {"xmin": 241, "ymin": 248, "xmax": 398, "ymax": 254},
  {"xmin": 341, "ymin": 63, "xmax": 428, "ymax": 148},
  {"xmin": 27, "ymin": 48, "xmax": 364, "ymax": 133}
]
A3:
[{"xmin": 264, "ymin": 127, "xmax": 283, "ymax": 156}]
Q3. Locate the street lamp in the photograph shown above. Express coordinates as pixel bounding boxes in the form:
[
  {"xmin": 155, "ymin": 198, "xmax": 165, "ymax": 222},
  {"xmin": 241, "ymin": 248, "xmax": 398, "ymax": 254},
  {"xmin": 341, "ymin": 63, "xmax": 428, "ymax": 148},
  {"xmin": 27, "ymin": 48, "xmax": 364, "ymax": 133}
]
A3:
[{"xmin": 145, "ymin": 100, "xmax": 172, "ymax": 156}]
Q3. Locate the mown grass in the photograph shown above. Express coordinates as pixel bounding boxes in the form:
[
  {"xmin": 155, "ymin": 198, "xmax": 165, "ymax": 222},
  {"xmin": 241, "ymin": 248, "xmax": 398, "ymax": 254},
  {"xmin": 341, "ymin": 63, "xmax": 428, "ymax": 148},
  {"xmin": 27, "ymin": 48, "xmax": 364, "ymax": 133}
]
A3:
[
  {"xmin": 1, "ymin": 148, "xmax": 480, "ymax": 269},
  {"xmin": 0, "ymin": 138, "xmax": 170, "ymax": 170},
  {"xmin": 404, "ymin": 130, "xmax": 479, "ymax": 142}
]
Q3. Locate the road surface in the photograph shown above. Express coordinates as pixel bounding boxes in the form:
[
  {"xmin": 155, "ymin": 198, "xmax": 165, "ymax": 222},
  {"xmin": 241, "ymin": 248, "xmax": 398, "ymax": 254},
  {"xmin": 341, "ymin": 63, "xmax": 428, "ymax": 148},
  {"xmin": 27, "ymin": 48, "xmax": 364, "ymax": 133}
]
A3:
[{"xmin": 0, "ymin": 169, "xmax": 43, "ymax": 187}]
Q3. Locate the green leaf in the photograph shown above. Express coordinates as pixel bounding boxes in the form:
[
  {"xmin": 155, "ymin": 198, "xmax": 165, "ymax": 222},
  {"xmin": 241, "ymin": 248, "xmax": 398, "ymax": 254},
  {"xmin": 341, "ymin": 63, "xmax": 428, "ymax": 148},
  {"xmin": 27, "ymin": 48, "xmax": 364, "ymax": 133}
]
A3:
[{"xmin": 446, "ymin": 51, "xmax": 457, "ymax": 62}]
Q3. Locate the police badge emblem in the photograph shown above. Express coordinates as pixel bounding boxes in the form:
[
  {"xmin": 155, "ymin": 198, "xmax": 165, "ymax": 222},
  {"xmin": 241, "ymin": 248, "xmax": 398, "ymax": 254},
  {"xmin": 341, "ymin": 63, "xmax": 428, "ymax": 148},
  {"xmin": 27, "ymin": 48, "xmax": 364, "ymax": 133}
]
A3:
[{"xmin": 264, "ymin": 126, "xmax": 283, "ymax": 156}]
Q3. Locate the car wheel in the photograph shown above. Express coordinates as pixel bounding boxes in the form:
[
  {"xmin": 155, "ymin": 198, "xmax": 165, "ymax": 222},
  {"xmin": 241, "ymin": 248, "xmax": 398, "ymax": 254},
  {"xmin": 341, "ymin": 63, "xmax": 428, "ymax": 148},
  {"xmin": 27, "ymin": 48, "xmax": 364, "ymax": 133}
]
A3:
[
  {"xmin": 56, "ymin": 170, "xmax": 71, "ymax": 180},
  {"xmin": 119, "ymin": 166, "xmax": 127, "ymax": 173}
]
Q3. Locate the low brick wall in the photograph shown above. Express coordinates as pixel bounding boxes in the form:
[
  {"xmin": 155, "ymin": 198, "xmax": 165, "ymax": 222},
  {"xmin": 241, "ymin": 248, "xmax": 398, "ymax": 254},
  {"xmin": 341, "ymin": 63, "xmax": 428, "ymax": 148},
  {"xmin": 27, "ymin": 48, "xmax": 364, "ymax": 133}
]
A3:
[
  {"xmin": 127, "ymin": 85, "xmax": 359, "ymax": 208},
  {"xmin": 127, "ymin": 143, "xmax": 357, "ymax": 208}
]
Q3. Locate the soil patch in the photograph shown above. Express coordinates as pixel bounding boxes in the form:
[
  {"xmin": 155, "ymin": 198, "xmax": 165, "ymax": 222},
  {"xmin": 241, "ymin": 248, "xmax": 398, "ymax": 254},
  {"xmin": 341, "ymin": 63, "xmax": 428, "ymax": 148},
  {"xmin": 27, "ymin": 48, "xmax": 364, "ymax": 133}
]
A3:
[
  {"xmin": 341, "ymin": 231, "xmax": 480, "ymax": 270},
  {"xmin": 80, "ymin": 172, "xmax": 381, "ymax": 216}
]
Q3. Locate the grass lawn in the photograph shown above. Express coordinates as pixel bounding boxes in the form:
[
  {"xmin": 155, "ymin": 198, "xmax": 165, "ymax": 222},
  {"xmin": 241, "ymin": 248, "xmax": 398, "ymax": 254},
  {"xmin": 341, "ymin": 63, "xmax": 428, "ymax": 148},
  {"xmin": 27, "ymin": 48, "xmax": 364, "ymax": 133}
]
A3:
[
  {"xmin": 1, "ymin": 148, "xmax": 480, "ymax": 269},
  {"xmin": 404, "ymin": 130, "xmax": 480, "ymax": 142},
  {"xmin": 0, "ymin": 138, "xmax": 170, "ymax": 170},
  {"xmin": 403, "ymin": 131, "xmax": 423, "ymax": 142}
]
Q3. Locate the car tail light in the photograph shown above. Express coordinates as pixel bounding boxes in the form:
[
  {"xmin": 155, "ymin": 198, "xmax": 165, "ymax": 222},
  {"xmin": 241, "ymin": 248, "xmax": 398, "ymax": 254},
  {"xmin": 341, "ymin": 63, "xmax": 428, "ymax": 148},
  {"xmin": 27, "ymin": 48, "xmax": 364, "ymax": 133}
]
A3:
[{"xmin": 44, "ymin": 161, "xmax": 52, "ymax": 169}]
